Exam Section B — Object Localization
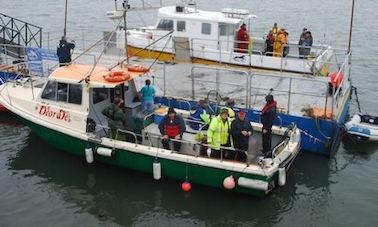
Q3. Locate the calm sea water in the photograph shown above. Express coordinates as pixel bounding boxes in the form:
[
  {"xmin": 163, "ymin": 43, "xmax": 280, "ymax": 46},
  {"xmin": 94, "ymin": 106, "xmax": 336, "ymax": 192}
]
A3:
[{"xmin": 1, "ymin": 0, "xmax": 378, "ymax": 226}]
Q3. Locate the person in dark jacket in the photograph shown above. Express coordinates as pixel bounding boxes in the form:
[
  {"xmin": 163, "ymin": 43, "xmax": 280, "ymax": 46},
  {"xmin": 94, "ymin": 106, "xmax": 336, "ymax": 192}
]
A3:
[
  {"xmin": 265, "ymin": 30, "xmax": 274, "ymax": 56},
  {"xmin": 298, "ymin": 28, "xmax": 307, "ymax": 58},
  {"xmin": 57, "ymin": 36, "xmax": 75, "ymax": 66},
  {"xmin": 102, "ymin": 98, "xmax": 126, "ymax": 140},
  {"xmin": 159, "ymin": 107, "xmax": 186, "ymax": 152},
  {"xmin": 231, "ymin": 110, "xmax": 253, "ymax": 161},
  {"xmin": 261, "ymin": 94, "xmax": 277, "ymax": 156}
]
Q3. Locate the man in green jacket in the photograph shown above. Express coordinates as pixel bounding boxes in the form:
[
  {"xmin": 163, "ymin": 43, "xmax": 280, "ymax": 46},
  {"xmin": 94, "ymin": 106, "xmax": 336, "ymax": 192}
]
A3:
[
  {"xmin": 102, "ymin": 98, "xmax": 126, "ymax": 140},
  {"xmin": 207, "ymin": 108, "xmax": 233, "ymax": 159}
]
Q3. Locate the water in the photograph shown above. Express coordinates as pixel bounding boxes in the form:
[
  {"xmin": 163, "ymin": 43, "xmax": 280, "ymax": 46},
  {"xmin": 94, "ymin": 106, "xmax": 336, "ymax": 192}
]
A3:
[{"xmin": 1, "ymin": 0, "xmax": 378, "ymax": 226}]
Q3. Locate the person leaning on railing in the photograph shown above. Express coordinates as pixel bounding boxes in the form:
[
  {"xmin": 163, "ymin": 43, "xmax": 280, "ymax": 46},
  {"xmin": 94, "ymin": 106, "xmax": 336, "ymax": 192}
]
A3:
[
  {"xmin": 158, "ymin": 107, "xmax": 186, "ymax": 152},
  {"xmin": 57, "ymin": 36, "xmax": 75, "ymax": 67}
]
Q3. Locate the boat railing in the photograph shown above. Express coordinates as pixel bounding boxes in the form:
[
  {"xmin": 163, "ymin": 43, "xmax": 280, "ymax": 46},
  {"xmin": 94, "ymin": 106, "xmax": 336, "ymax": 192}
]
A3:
[
  {"xmin": 331, "ymin": 52, "xmax": 351, "ymax": 117},
  {"xmin": 191, "ymin": 38, "xmax": 330, "ymax": 74}
]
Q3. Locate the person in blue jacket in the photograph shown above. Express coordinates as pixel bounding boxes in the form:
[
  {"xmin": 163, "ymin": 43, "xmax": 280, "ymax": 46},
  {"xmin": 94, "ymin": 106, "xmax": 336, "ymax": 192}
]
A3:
[{"xmin": 188, "ymin": 100, "xmax": 211, "ymax": 130}]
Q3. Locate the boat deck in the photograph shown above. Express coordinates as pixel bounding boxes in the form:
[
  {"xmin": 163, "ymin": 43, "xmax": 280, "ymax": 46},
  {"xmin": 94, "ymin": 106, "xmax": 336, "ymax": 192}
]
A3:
[{"xmin": 141, "ymin": 121, "xmax": 284, "ymax": 161}]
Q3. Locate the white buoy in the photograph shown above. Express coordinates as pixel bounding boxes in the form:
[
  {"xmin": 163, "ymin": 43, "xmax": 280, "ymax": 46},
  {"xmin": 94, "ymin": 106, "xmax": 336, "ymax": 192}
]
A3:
[
  {"xmin": 278, "ymin": 167, "xmax": 286, "ymax": 186},
  {"xmin": 85, "ymin": 147, "xmax": 94, "ymax": 163},
  {"xmin": 96, "ymin": 147, "xmax": 114, "ymax": 157},
  {"xmin": 237, "ymin": 177, "xmax": 268, "ymax": 191},
  {"xmin": 153, "ymin": 161, "xmax": 161, "ymax": 180}
]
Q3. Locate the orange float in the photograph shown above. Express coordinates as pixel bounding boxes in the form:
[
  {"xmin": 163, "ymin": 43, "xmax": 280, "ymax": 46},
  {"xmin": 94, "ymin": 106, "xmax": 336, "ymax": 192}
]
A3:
[
  {"xmin": 127, "ymin": 65, "xmax": 149, "ymax": 73},
  {"xmin": 104, "ymin": 70, "xmax": 130, "ymax": 83},
  {"xmin": 329, "ymin": 71, "xmax": 344, "ymax": 87}
]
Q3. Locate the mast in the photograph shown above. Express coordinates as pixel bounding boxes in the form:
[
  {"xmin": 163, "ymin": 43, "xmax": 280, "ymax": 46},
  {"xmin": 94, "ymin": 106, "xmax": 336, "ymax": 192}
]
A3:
[
  {"xmin": 122, "ymin": 0, "xmax": 129, "ymax": 64},
  {"xmin": 63, "ymin": 0, "xmax": 68, "ymax": 38},
  {"xmin": 347, "ymin": 0, "xmax": 355, "ymax": 54}
]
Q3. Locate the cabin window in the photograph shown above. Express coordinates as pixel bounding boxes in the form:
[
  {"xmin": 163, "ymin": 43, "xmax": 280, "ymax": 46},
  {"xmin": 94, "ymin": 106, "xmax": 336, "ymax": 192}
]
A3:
[
  {"xmin": 57, "ymin": 82, "xmax": 68, "ymax": 102},
  {"xmin": 93, "ymin": 88, "xmax": 109, "ymax": 104},
  {"xmin": 201, "ymin": 23, "xmax": 211, "ymax": 35},
  {"xmin": 219, "ymin": 23, "xmax": 236, "ymax": 36},
  {"xmin": 177, "ymin": 21, "xmax": 186, "ymax": 32},
  {"xmin": 157, "ymin": 19, "xmax": 174, "ymax": 31},
  {"xmin": 41, "ymin": 81, "xmax": 57, "ymax": 101},
  {"xmin": 68, "ymin": 84, "xmax": 82, "ymax": 105}
]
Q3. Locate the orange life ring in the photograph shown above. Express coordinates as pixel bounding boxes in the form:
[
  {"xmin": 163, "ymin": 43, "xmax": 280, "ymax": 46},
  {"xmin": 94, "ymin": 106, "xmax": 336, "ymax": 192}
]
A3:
[
  {"xmin": 105, "ymin": 71, "xmax": 130, "ymax": 82},
  {"xmin": 127, "ymin": 65, "xmax": 149, "ymax": 73}
]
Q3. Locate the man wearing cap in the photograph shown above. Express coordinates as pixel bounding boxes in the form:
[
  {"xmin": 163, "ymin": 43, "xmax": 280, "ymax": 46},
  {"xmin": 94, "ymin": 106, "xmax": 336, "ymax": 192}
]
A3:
[
  {"xmin": 207, "ymin": 108, "xmax": 232, "ymax": 159},
  {"xmin": 231, "ymin": 110, "xmax": 253, "ymax": 161},
  {"xmin": 261, "ymin": 94, "xmax": 277, "ymax": 156},
  {"xmin": 102, "ymin": 98, "xmax": 126, "ymax": 139},
  {"xmin": 158, "ymin": 107, "xmax": 186, "ymax": 152}
]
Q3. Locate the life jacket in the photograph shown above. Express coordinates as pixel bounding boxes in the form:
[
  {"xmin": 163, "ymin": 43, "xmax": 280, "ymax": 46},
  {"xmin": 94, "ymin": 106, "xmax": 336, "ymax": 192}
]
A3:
[{"xmin": 165, "ymin": 124, "xmax": 180, "ymax": 138}]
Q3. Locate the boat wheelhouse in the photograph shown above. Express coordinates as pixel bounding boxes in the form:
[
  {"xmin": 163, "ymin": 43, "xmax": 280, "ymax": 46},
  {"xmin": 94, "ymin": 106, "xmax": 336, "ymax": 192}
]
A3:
[{"xmin": 0, "ymin": 63, "xmax": 301, "ymax": 197}]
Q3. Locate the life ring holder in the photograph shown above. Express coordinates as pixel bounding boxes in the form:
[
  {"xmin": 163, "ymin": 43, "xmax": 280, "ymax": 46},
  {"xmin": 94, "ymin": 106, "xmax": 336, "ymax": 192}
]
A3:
[
  {"xmin": 104, "ymin": 70, "xmax": 130, "ymax": 82},
  {"xmin": 127, "ymin": 65, "xmax": 150, "ymax": 73}
]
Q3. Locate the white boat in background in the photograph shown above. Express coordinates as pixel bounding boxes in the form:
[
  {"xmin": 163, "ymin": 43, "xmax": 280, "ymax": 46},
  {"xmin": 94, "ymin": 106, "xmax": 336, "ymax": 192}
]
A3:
[
  {"xmin": 345, "ymin": 114, "xmax": 378, "ymax": 141},
  {"xmin": 107, "ymin": 1, "xmax": 333, "ymax": 75}
]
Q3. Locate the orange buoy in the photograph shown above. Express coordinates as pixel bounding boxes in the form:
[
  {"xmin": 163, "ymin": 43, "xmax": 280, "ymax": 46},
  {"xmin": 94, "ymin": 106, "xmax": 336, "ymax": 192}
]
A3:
[
  {"xmin": 127, "ymin": 65, "xmax": 149, "ymax": 73},
  {"xmin": 104, "ymin": 71, "xmax": 130, "ymax": 83}
]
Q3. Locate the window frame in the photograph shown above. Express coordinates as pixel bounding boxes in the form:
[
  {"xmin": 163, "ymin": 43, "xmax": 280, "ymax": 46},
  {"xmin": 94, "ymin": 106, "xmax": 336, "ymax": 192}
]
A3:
[{"xmin": 201, "ymin": 23, "xmax": 212, "ymax": 35}]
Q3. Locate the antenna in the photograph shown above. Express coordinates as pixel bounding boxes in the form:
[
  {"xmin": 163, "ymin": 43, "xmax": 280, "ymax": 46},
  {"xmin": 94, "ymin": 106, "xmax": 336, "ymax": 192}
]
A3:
[
  {"xmin": 63, "ymin": 0, "xmax": 68, "ymax": 38},
  {"xmin": 348, "ymin": 0, "xmax": 355, "ymax": 54}
]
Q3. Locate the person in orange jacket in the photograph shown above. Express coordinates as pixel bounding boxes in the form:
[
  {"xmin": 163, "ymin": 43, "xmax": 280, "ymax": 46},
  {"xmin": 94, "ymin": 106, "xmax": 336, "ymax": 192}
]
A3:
[{"xmin": 273, "ymin": 29, "xmax": 286, "ymax": 57}]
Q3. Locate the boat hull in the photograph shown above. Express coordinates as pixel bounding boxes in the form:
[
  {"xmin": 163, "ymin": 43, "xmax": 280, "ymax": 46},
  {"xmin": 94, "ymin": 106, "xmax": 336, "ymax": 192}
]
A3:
[{"xmin": 18, "ymin": 115, "xmax": 278, "ymax": 197}]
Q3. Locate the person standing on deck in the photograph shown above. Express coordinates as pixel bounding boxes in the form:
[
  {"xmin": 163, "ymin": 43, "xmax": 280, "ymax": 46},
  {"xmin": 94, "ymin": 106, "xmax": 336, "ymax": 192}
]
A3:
[
  {"xmin": 139, "ymin": 79, "xmax": 156, "ymax": 113},
  {"xmin": 207, "ymin": 108, "xmax": 233, "ymax": 159},
  {"xmin": 102, "ymin": 98, "xmax": 126, "ymax": 140},
  {"xmin": 236, "ymin": 23, "xmax": 250, "ymax": 53},
  {"xmin": 225, "ymin": 99, "xmax": 236, "ymax": 121},
  {"xmin": 231, "ymin": 110, "xmax": 253, "ymax": 161},
  {"xmin": 57, "ymin": 36, "xmax": 75, "ymax": 66},
  {"xmin": 158, "ymin": 107, "xmax": 186, "ymax": 152},
  {"xmin": 261, "ymin": 94, "xmax": 277, "ymax": 156},
  {"xmin": 265, "ymin": 30, "xmax": 274, "ymax": 56},
  {"xmin": 298, "ymin": 28, "xmax": 307, "ymax": 58},
  {"xmin": 273, "ymin": 29, "xmax": 286, "ymax": 57},
  {"xmin": 271, "ymin": 22, "xmax": 279, "ymax": 39},
  {"xmin": 189, "ymin": 100, "xmax": 211, "ymax": 130},
  {"xmin": 302, "ymin": 31, "xmax": 313, "ymax": 58}
]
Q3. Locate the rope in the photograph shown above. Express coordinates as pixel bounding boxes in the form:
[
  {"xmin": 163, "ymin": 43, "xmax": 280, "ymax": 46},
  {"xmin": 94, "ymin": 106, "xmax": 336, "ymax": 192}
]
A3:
[
  {"xmin": 298, "ymin": 128, "xmax": 327, "ymax": 145},
  {"xmin": 146, "ymin": 34, "xmax": 173, "ymax": 71},
  {"xmin": 352, "ymin": 86, "xmax": 362, "ymax": 113},
  {"xmin": 109, "ymin": 30, "xmax": 174, "ymax": 70}
]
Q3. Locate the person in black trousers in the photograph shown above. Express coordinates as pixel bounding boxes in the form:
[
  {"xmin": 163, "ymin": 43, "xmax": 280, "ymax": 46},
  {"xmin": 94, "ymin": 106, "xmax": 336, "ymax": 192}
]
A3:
[
  {"xmin": 261, "ymin": 94, "xmax": 277, "ymax": 156},
  {"xmin": 57, "ymin": 36, "xmax": 75, "ymax": 66},
  {"xmin": 231, "ymin": 110, "xmax": 253, "ymax": 161}
]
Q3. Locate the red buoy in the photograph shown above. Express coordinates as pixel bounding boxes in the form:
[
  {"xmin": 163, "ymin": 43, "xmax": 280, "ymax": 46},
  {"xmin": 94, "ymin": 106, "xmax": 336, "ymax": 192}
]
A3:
[
  {"xmin": 181, "ymin": 181, "xmax": 191, "ymax": 192},
  {"xmin": 329, "ymin": 71, "xmax": 344, "ymax": 88},
  {"xmin": 223, "ymin": 175, "xmax": 236, "ymax": 190}
]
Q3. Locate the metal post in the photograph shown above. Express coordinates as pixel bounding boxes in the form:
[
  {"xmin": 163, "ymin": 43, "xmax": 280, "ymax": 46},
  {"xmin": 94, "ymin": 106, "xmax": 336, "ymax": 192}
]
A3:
[
  {"xmin": 287, "ymin": 78, "xmax": 292, "ymax": 114},
  {"xmin": 191, "ymin": 65, "xmax": 195, "ymax": 100},
  {"xmin": 163, "ymin": 63, "xmax": 166, "ymax": 96},
  {"xmin": 64, "ymin": 0, "xmax": 68, "ymax": 38},
  {"xmin": 123, "ymin": 0, "xmax": 129, "ymax": 64},
  {"xmin": 348, "ymin": 0, "xmax": 355, "ymax": 54},
  {"xmin": 47, "ymin": 32, "xmax": 50, "ymax": 49}
]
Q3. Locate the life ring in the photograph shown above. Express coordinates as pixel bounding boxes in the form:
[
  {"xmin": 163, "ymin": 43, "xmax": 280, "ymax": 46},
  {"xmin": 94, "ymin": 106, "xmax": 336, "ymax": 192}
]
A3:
[
  {"xmin": 104, "ymin": 71, "xmax": 130, "ymax": 82},
  {"xmin": 127, "ymin": 65, "xmax": 149, "ymax": 73}
]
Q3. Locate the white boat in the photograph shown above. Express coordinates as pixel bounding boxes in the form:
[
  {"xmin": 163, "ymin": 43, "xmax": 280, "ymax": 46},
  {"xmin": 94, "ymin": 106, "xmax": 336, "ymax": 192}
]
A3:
[
  {"xmin": 345, "ymin": 114, "xmax": 378, "ymax": 141},
  {"xmin": 108, "ymin": 1, "xmax": 333, "ymax": 75},
  {"xmin": 0, "ymin": 62, "xmax": 301, "ymax": 197}
]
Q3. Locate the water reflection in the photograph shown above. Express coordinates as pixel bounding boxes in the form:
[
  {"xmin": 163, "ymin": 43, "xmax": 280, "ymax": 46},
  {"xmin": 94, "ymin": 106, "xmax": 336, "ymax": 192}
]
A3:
[{"xmin": 5, "ymin": 131, "xmax": 337, "ymax": 226}]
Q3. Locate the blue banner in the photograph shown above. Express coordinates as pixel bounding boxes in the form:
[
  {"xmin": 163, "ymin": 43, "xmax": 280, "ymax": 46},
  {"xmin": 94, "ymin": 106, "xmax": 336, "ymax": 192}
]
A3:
[{"xmin": 25, "ymin": 47, "xmax": 59, "ymax": 76}]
